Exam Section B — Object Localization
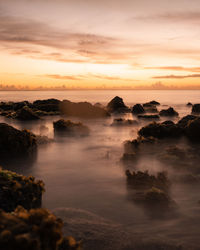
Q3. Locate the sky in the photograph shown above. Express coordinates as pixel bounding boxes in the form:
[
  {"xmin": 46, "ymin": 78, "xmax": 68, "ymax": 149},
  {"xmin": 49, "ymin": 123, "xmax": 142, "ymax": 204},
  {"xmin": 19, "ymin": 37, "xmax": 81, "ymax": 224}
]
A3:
[{"xmin": 1, "ymin": 0, "xmax": 200, "ymax": 90}]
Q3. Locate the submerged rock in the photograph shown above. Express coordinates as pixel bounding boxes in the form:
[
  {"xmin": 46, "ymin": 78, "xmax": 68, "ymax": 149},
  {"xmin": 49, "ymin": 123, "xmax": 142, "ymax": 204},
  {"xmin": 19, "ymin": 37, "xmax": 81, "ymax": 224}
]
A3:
[
  {"xmin": 137, "ymin": 114, "xmax": 160, "ymax": 120},
  {"xmin": 132, "ymin": 104, "xmax": 145, "ymax": 114},
  {"xmin": 0, "ymin": 206, "xmax": 81, "ymax": 250},
  {"xmin": 0, "ymin": 169, "xmax": 44, "ymax": 212},
  {"xmin": 53, "ymin": 119, "xmax": 90, "ymax": 137},
  {"xmin": 15, "ymin": 106, "xmax": 40, "ymax": 120},
  {"xmin": 111, "ymin": 118, "xmax": 138, "ymax": 126},
  {"xmin": 0, "ymin": 123, "xmax": 37, "ymax": 158},
  {"xmin": 143, "ymin": 106, "xmax": 158, "ymax": 113},
  {"xmin": 192, "ymin": 104, "xmax": 200, "ymax": 113},
  {"xmin": 159, "ymin": 107, "xmax": 179, "ymax": 117},
  {"xmin": 106, "ymin": 96, "xmax": 129, "ymax": 113},
  {"xmin": 60, "ymin": 100, "xmax": 109, "ymax": 118}
]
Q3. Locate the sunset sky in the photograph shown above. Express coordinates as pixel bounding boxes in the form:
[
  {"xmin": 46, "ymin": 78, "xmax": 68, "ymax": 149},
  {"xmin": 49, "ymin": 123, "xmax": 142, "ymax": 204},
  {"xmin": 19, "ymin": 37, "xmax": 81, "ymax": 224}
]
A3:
[{"xmin": 1, "ymin": 0, "xmax": 200, "ymax": 89}]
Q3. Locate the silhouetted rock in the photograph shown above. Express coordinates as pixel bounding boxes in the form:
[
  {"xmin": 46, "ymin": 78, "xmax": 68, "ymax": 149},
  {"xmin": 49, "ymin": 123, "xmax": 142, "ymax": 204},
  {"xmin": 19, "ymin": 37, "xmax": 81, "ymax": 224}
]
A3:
[
  {"xmin": 33, "ymin": 98, "xmax": 61, "ymax": 112},
  {"xmin": 111, "ymin": 118, "xmax": 138, "ymax": 126},
  {"xmin": 159, "ymin": 107, "xmax": 178, "ymax": 117},
  {"xmin": 60, "ymin": 100, "xmax": 109, "ymax": 118},
  {"xmin": 0, "ymin": 102, "xmax": 15, "ymax": 111},
  {"xmin": 0, "ymin": 123, "xmax": 37, "ymax": 158},
  {"xmin": 138, "ymin": 121, "xmax": 182, "ymax": 139},
  {"xmin": 53, "ymin": 119, "xmax": 90, "ymax": 137},
  {"xmin": 177, "ymin": 115, "xmax": 197, "ymax": 128},
  {"xmin": 187, "ymin": 102, "xmax": 192, "ymax": 106},
  {"xmin": 132, "ymin": 104, "xmax": 145, "ymax": 114},
  {"xmin": 15, "ymin": 106, "xmax": 40, "ymax": 120},
  {"xmin": 0, "ymin": 206, "xmax": 81, "ymax": 250},
  {"xmin": 186, "ymin": 117, "xmax": 200, "ymax": 142},
  {"xmin": 0, "ymin": 169, "xmax": 44, "ymax": 212},
  {"xmin": 192, "ymin": 104, "xmax": 200, "ymax": 113},
  {"xmin": 143, "ymin": 100, "xmax": 160, "ymax": 106},
  {"xmin": 106, "ymin": 96, "xmax": 129, "ymax": 113},
  {"xmin": 137, "ymin": 114, "xmax": 160, "ymax": 120}
]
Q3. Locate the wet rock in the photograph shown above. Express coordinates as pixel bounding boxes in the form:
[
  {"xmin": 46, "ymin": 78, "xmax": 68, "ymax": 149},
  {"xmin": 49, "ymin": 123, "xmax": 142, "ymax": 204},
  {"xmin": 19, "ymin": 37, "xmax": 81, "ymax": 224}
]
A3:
[
  {"xmin": 177, "ymin": 115, "xmax": 197, "ymax": 128},
  {"xmin": 137, "ymin": 114, "xmax": 160, "ymax": 120},
  {"xmin": 0, "ymin": 123, "xmax": 37, "ymax": 158},
  {"xmin": 132, "ymin": 104, "xmax": 145, "ymax": 114},
  {"xmin": 159, "ymin": 107, "xmax": 179, "ymax": 117},
  {"xmin": 15, "ymin": 106, "xmax": 40, "ymax": 120},
  {"xmin": 126, "ymin": 170, "xmax": 169, "ymax": 191},
  {"xmin": 60, "ymin": 100, "xmax": 110, "ymax": 118},
  {"xmin": 0, "ymin": 206, "xmax": 81, "ymax": 250},
  {"xmin": 111, "ymin": 118, "xmax": 138, "ymax": 126},
  {"xmin": 33, "ymin": 98, "xmax": 61, "ymax": 112},
  {"xmin": 53, "ymin": 119, "xmax": 90, "ymax": 137},
  {"xmin": 106, "ymin": 96, "xmax": 129, "ymax": 113},
  {"xmin": 138, "ymin": 121, "xmax": 182, "ymax": 139},
  {"xmin": 192, "ymin": 104, "xmax": 200, "ymax": 114},
  {"xmin": 0, "ymin": 169, "xmax": 44, "ymax": 212}
]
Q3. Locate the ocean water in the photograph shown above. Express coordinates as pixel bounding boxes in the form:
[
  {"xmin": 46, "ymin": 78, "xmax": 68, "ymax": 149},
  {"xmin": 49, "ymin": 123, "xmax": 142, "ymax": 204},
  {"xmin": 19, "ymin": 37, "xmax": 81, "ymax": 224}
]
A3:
[{"xmin": 1, "ymin": 90, "xmax": 200, "ymax": 249}]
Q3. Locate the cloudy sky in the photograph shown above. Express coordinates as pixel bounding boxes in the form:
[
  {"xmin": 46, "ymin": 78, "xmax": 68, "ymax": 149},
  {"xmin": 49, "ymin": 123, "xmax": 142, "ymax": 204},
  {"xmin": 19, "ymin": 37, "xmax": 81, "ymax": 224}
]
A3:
[{"xmin": 1, "ymin": 0, "xmax": 200, "ymax": 89}]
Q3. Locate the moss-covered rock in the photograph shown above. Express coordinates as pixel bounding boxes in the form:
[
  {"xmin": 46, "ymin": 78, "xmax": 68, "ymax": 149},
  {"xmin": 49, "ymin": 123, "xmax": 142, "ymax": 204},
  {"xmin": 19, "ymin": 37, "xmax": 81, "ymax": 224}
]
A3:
[
  {"xmin": 0, "ymin": 169, "xmax": 44, "ymax": 212},
  {"xmin": 53, "ymin": 119, "xmax": 90, "ymax": 137},
  {"xmin": 0, "ymin": 206, "xmax": 81, "ymax": 250}
]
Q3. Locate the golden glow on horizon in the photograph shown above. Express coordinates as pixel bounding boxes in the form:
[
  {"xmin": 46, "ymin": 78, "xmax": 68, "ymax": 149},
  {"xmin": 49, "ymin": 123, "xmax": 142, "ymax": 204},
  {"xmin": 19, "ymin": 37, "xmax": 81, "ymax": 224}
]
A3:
[{"xmin": 1, "ymin": 0, "xmax": 200, "ymax": 90}]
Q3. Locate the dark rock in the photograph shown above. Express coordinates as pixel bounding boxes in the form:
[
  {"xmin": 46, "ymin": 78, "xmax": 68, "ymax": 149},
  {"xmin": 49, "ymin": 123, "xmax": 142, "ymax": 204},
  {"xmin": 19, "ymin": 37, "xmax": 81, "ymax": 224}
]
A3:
[
  {"xmin": 53, "ymin": 119, "xmax": 90, "ymax": 137},
  {"xmin": 177, "ymin": 115, "xmax": 197, "ymax": 128},
  {"xmin": 187, "ymin": 102, "xmax": 192, "ymax": 106},
  {"xmin": 0, "ymin": 206, "xmax": 81, "ymax": 250},
  {"xmin": 143, "ymin": 100, "xmax": 160, "ymax": 106},
  {"xmin": 159, "ymin": 107, "xmax": 178, "ymax": 117},
  {"xmin": 143, "ymin": 106, "xmax": 158, "ymax": 113},
  {"xmin": 60, "ymin": 100, "xmax": 110, "ymax": 118},
  {"xmin": 111, "ymin": 118, "xmax": 138, "ymax": 126},
  {"xmin": 33, "ymin": 99, "xmax": 61, "ymax": 112},
  {"xmin": 0, "ymin": 169, "xmax": 44, "ymax": 212},
  {"xmin": 132, "ymin": 104, "xmax": 145, "ymax": 114},
  {"xmin": 126, "ymin": 170, "xmax": 169, "ymax": 191},
  {"xmin": 137, "ymin": 114, "xmax": 160, "ymax": 120},
  {"xmin": 0, "ymin": 102, "xmax": 14, "ymax": 111},
  {"xmin": 186, "ymin": 117, "xmax": 200, "ymax": 142},
  {"xmin": 0, "ymin": 123, "xmax": 37, "ymax": 158},
  {"xmin": 106, "ymin": 96, "xmax": 129, "ymax": 113},
  {"xmin": 192, "ymin": 104, "xmax": 200, "ymax": 113},
  {"xmin": 138, "ymin": 121, "xmax": 182, "ymax": 139},
  {"xmin": 13, "ymin": 101, "xmax": 31, "ymax": 111},
  {"xmin": 15, "ymin": 106, "xmax": 40, "ymax": 120}
]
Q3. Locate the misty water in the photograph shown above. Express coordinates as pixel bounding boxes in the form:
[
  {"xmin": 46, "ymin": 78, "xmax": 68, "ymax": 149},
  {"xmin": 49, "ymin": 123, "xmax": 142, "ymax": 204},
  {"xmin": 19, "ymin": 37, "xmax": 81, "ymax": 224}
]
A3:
[{"xmin": 2, "ymin": 90, "xmax": 200, "ymax": 249}]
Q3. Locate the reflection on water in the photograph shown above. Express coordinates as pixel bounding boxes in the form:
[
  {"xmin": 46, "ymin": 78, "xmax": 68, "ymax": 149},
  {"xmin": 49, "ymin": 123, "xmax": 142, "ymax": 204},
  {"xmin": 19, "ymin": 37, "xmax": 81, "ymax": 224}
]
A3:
[{"xmin": 1, "ymin": 91, "xmax": 200, "ymax": 249}]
